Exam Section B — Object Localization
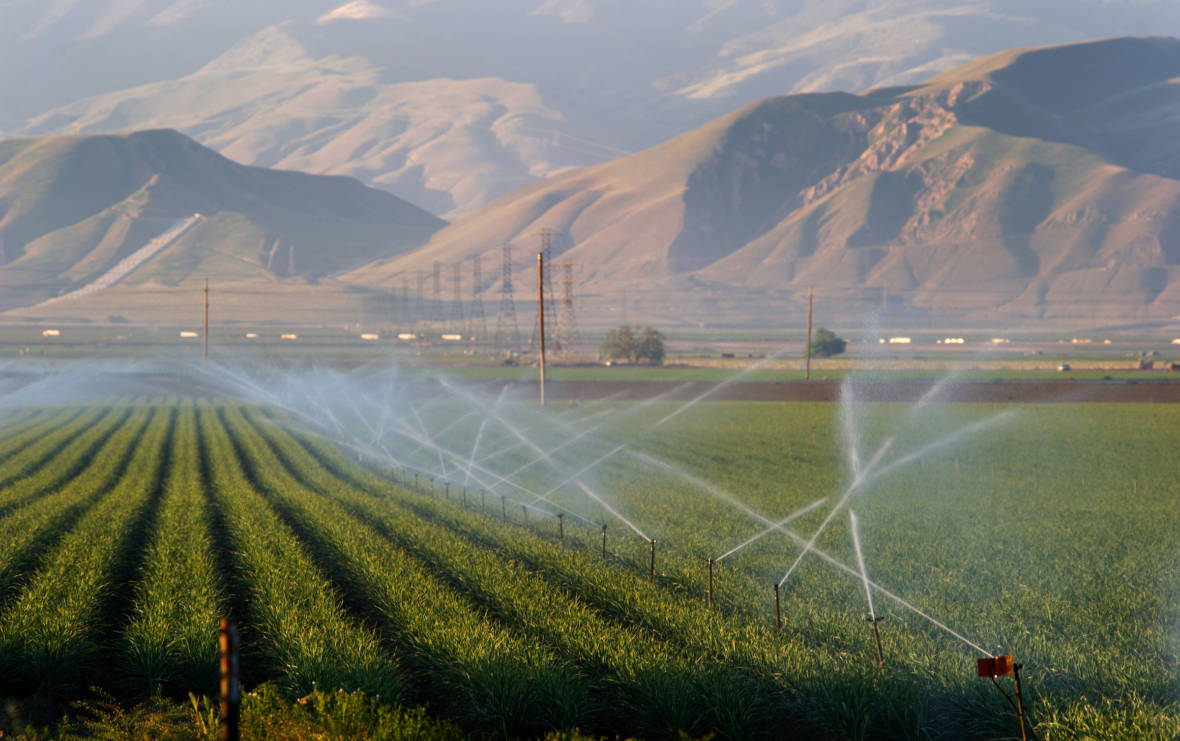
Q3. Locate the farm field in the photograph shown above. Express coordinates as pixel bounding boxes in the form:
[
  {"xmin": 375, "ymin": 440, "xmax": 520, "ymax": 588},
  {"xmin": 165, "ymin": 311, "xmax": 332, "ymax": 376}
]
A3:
[{"xmin": 0, "ymin": 380, "xmax": 1177, "ymax": 738}]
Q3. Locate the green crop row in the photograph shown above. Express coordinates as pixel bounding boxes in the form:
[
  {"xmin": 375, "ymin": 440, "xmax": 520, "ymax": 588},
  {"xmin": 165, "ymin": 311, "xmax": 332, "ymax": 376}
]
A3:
[
  {"xmin": 124, "ymin": 400, "xmax": 224, "ymax": 695},
  {"xmin": 194, "ymin": 403, "xmax": 404, "ymax": 699},
  {"xmin": 0, "ymin": 403, "xmax": 169, "ymax": 693}
]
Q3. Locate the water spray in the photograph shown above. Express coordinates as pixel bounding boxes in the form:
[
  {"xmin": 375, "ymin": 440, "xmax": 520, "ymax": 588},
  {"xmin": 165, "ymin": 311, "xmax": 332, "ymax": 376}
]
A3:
[{"xmin": 978, "ymin": 656, "xmax": 1038, "ymax": 741}]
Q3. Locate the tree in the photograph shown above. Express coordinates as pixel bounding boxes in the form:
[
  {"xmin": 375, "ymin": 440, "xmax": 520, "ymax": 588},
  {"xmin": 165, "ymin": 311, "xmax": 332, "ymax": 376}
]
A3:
[
  {"xmin": 636, "ymin": 327, "xmax": 665, "ymax": 365},
  {"xmin": 810, "ymin": 327, "xmax": 846, "ymax": 358},
  {"xmin": 600, "ymin": 325, "xmax": 637, "ymax": 363},
  {"xmin": 600, "ymin": 325, "xmax": 665, "ymax": 364}
]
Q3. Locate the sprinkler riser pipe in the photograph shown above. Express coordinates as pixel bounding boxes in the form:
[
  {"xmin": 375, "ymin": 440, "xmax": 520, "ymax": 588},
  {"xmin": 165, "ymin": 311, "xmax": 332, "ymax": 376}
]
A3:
[
  {"xmin": 601, "ymin": 525, "xmax": 607, "ymax": 559},
  {"xmin": 501, "ymin": 496, "xmax": 507, "ymax": 521},
  {"xmin": 649, "ymin": 539, "xmax": 656, "ymax": 579},
  {"xmin": 707, "ymin": 557, "xmax": 714, "ymax": 610},
  {"xmin": 557, "ymin": 513, "xmax": 564, "ymax": 544},
  {"xmin": 522, "ymin": 506, "xmax": 528, "ymax": 526},
  {"xmin": 774, "ymin": 585, "xmax": 783, "ymax": 632},
  {"xmin": 867, "ymin": 616, "xmax": 884, "ymax": 667}
]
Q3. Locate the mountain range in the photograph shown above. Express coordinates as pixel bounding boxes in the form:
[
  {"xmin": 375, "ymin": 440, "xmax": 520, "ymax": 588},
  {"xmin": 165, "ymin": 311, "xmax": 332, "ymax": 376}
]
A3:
[
  {"xmin": 348, "ymin": 37, "xmax": 1180, "ymax": 327},
  {"xmin": 7, "ymin": 1, "xmax": 1179, "ymax": 219},
  {"xmin": 0, "ymin": 129, "xmax": 442, "ymax": 316},
  {"xmin": 5, "ymin": 35, "xmax": 1180, "ymax": 328}
]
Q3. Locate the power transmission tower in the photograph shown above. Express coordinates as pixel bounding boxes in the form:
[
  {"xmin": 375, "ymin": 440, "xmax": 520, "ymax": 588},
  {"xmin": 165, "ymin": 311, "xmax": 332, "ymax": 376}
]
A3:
[
  {"xmin": 431, "ymin": 262, "xmax": 442, "ymax": 329},
  {"xmin": 559, "ymin": 262, "xmax": 580, "ymax": 357},
  {"xmin": 493, "ymin": 245, "xmax": 520, "ymax": 355},
  {"xmin": 415, "ymin": 271, "xmax": 426, "ymax": 328},
  {"xmin": 450, "ymin": 263, "xmax": 464, "ymax": 334},
  {"xmin": 531, "ymin": 229, "xmax": 559, "ymax": 352},
  {"xmin": 469, "ymin": 255, "xmax": 488, "ymax": 348}
]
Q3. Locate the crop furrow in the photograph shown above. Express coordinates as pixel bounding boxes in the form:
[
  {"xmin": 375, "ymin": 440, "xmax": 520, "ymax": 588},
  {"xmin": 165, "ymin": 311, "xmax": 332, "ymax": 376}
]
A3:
[
  {"xmin": 124, "ymin": 401, "xmax": 223, "ymax": 696},
  {"xmin": 0, "ymin": 405, "xmax": 111, "ymax": 498},
  {"xmin": 223, "ymin": 406, "xmax": 591, "ymax": 737},
  {"xmin": 235, "ymin": 409, "xmax": 808, "ymax": 738},
  {"xmin": 0, "ymin": 406, "xmax": 146, "ymax": 608},
  {"xmin": 196, "ymin": 402, "xmax": 403, "ymax": 699},
  {"xmin": 0, "ymin": 405, "xmax": 169, "ymax": 694}
]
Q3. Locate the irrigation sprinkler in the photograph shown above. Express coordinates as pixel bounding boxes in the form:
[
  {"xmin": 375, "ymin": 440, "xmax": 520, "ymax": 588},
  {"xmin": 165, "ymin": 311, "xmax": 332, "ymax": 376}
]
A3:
[
  {"xmin": 557, "ymin": 513, "xmax": 564, "ymax": 544},
  {"xmin": 706, "ymin": 557, "xmax": 714, "ymax": 609},
  {"xmin": 481, "ymin": 490, "xmax": 486, "ymax": 513},
  {"xmin": 501, "ymin": 495, "xmax": 507, "ymax": 522},
  {"xmin": 414, "ymin": 472, "xmax": 419, "ymax": 491},
  {"xmin": 866, "ymin": 616, "xmax": 885, "ymax": 667},
  {"xmin": 218, "ymin": 617, "xmax": 240, "ymax": 741},
  {"xmin": 522, "ymin": 505, "xmax": 529, "ymax": 526},
  {"xmin": 445, "ymin": 481, "xmax": 450, "ymax": 500},
  {"xmin": 463, "ymin": 487, "xmax": 468, "ymax": 508},
  {"xmin": 430, "ymin": 477, "xmax": 435, "ymax": 495},
  {"xmin": 649, "ymin": 538, "xmax": 656, "ymax": 579},
  {"xmin": 601, "ymin": 524, "xmax": 608, "ymax": 559},
  {"xmin": 978, "ymin": 656, "xmax": 1037, "ymax": 741},
  {"xmin": 774, "ymin": 583, "xmax": 782, "ymax": 633}
]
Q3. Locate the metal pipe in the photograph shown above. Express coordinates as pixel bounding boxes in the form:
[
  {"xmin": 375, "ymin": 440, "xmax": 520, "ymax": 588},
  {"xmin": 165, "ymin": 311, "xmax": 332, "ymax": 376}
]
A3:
[
  {"xmin": 557, "ymin": 513, "xmax": 564, "ymax": 544},
  {"xmin": 707, "ymin": 557, "xmax": 714, "ymax": 610},
  {"xmin": 649, "ymin": 539, "xmax": 656, "ymax": 579},
  {"xmin": 601, "ymin": 524, "xmax": 607, "ymax": 559},
  {"xmin": 522, "ymin": 505, "xmax": 528, "ymax": 526},
  {"xmin": 501, "ymin": 495, "xmax": 507, "ymax": 522},
  {"xmin": 867, "ymin": 616, "xmax": 884, "ymax": 667},
  {"xmin": 774, "ymin": 583, "xmax": 782, "ymax": 633},
  {"xmin": 1014, "ymin": 663, "xmax": 1029, "ymax": 741}
]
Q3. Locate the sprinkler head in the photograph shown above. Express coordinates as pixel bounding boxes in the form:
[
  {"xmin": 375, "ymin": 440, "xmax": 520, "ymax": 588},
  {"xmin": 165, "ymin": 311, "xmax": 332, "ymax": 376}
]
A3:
[
  {"xmin": 977, "ymin": 655, "xmax": 1015, "ymax": 678},
  {"xmin": 865, "ymin": 615, "xmax": 884, "ymax": 624}
]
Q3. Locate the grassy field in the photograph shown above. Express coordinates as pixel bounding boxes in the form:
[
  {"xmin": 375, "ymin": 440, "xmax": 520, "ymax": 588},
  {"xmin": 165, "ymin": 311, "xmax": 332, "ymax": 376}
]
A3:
[{"xmin": 0, "ymin": 391, "xmax": 1176, "ymax": 739}]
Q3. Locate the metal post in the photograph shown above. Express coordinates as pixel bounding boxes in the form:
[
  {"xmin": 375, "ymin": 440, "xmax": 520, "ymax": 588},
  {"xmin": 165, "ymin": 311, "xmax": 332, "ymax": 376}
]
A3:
[
  {"xmin": 218, "ymin": 618, "xmax": 240, "ymax": 741},
  {"xmin": 538, "ymin": 252, "xmax": 546, "ymax": 406},
  {"xmin": 1014, "ymin": 664, "xmax": 1030, "ymax": 741},
  {"xmin": 557, "ymin": 513, "xmax": 564, "ymax": 544},
  {"xmin": 774, "ymin": 583, "xmax": 782, "ymax": 633},
  {"xmin": 707, "ymin": 557, "xmax": 714, "ymax": 610},
  {"xmin": 649, "ymin": 539, "xmax": 656, "ymax": 579},
  {"xmin": 867, "ymin": 616, "xmax": 884, "ymax": 667}
]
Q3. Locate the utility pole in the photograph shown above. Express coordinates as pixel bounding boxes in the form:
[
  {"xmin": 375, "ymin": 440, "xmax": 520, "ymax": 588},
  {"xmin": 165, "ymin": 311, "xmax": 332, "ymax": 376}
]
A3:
[
  {"xmin": 538, "ymin": 252, "xmax": 546, "ymax": 406},
  {"xmin": 531, "ymin": 229, "xmax": 558, "ymax": 352},
  {"xmin": 203, "ymin": 278, "xmax": 209, "ymax": 367},
  {"xmin": 805, "ymin": 287, "xmax": 813, "ymax": 381},
  {"xmin": 450, "ymin": 263, "xmax": 464, "ymax": 334}
]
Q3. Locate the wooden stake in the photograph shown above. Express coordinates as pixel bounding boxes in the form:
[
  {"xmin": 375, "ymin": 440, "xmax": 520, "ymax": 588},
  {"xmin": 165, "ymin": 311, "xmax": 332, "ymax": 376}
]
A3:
[{"xmin": 218, "ymin": 617, "xmax": 240, "ymax": 741}]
